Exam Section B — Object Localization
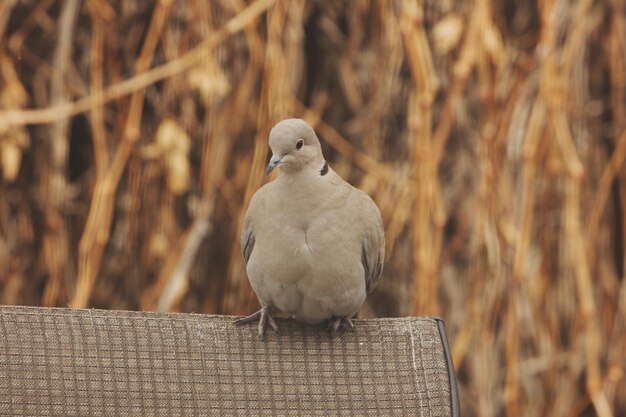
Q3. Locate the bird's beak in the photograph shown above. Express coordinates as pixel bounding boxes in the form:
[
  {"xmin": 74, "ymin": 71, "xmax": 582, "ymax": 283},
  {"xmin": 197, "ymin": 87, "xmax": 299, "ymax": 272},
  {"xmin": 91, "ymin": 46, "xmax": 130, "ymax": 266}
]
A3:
[{"xmin": 265, "ymin": 154, "xmax": 283, "ymax": 175}]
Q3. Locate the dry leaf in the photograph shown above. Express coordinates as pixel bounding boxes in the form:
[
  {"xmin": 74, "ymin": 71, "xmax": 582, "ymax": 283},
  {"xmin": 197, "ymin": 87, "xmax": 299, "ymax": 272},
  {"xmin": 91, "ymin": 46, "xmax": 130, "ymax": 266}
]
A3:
[
  {"xmin": 154, "ymin": 118, "xmax": 191, "ymax": 194},
  {"xmin": 432, "ymin": 14, "xmax": 464, "ymax": 55},
  {"xmin": 0, "ymin": 53, "xmax": 30, "ymax": 182},
  {"xmin": 1, "ymin": 140, "xmax": 21, "ymax": 182},
  {"xmin": 187, "ymin": 60, "xmax": 230, "ymax": 105},
  {"xmin": 166, "ymin": 151, "xmax": 190, "ymax": 195},
  {"xmin": 483, "ymin": 24, "xmax": 504, "ymax": 66},
  {"xmin": 148, "ymin": 231, "xmax": 169, "ymax": 259}
]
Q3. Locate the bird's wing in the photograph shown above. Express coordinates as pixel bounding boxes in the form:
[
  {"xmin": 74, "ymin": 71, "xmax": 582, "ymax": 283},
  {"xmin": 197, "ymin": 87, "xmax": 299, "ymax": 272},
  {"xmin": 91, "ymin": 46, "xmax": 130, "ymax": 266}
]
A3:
[
  {"xmin": 358, "ymin": 193, "xmax": 385, "ymax": 293},
  {"xmin": 241, "ymin": 221, "xmax": 255, "ymax": 265},
  {"xmin": 240, "ymin": 197, "xmax": 258, "ymax": 265}
]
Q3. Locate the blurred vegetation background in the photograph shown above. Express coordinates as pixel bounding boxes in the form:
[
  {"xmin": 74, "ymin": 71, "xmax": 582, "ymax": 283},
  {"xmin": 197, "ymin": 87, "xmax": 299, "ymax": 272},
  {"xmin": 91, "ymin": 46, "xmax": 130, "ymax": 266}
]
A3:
[{"xmin": 0, "ymin": 0, "xmax": 625, "ymax": 415}]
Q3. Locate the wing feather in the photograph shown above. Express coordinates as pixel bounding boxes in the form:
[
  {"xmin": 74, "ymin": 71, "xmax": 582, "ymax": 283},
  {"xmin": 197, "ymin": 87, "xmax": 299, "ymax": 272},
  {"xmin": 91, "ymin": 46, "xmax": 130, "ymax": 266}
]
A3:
[
  {"xmin": 359, "ymin": 195, "xmax": 385, "ymax": 293},
  {"xmin": 240, "ymin": 207, "xmax": 256, "ymax": 265}
]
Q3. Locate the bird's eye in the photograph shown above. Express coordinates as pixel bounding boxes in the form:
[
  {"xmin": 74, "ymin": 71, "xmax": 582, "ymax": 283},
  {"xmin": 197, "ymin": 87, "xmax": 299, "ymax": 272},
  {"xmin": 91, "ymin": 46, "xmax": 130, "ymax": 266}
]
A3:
[{"xmin": 296, "ymin": 139, "xmax": 304, "ymax": 150}]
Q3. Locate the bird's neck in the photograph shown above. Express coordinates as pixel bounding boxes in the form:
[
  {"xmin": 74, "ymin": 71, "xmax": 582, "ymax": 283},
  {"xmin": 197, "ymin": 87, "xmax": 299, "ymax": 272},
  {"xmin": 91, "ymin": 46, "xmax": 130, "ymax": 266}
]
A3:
[{"xmin": 278, "ymin": 160, "xmax": 329, "ymax": 184}]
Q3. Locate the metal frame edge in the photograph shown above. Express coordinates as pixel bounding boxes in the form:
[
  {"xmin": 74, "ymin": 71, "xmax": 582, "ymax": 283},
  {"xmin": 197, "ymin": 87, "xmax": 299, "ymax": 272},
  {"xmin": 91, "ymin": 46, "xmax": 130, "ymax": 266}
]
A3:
[{"xmin": 433, "ymin": 317, "xmax": 461, "ymax": 417}]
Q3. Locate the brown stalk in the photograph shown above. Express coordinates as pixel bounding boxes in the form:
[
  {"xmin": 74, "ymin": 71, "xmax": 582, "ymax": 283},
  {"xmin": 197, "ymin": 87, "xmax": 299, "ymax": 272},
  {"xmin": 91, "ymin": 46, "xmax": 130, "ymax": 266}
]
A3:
[
  {"xmin": 155, "ymin": 207, "xmax": 212, "ymax": 312},
  {"xmin": 564, "ymin": 180, "xmax": 613, "ymax": 417},
  {"xmin": 40, "ymin": 0, "xmax": 80, "ymax": 306},
  {"xmin": 505, "ymin": 96, "xmax": 546, "ymax": 417},
  {"xmin": 86, "ymin": 0, "xmax": 108, "ymax": 176},
  {"xmin": 400, "ymin": 0, "xmax": 441, "ymax": 315},
  {"xmin": 588, "ymin": 6, "xmax": 626, "ymax": 243},
  {"xmin": 586, "ymin": 130, "xmax": 626, "ymax": 242},
  {"xmin": 432, "ymin": 0, "xmax": 486, "ymax": 165}
]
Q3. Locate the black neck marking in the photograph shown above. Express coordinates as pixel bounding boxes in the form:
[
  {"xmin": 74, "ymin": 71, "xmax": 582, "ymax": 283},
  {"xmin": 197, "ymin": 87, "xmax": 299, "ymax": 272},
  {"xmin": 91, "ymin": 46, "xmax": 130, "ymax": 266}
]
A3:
[{"xmin": 320, "ymin": 161, "xmax": 329, "ymax": 176}]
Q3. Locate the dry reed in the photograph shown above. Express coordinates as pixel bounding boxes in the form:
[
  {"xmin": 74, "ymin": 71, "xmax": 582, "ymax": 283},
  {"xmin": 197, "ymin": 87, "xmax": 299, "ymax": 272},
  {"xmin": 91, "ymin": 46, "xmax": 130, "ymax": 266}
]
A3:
[{"xmin": 0, "ymin": 1, "xmax": 624, "ymax": 416}]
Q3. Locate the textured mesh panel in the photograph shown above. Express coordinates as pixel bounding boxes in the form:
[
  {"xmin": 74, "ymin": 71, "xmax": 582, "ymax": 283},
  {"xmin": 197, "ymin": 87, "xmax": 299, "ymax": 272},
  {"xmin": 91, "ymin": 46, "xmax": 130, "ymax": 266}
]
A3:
[{"xmin": 0, "ymin": 306, "xmax": 455, "ymax": 416}]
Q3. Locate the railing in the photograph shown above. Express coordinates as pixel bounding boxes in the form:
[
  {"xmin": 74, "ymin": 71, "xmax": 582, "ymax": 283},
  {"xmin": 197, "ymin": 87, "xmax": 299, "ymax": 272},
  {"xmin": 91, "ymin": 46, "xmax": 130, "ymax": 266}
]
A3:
[{"xmin": 0, "ymin": 305, "xmax": 459, "ymax": 416}]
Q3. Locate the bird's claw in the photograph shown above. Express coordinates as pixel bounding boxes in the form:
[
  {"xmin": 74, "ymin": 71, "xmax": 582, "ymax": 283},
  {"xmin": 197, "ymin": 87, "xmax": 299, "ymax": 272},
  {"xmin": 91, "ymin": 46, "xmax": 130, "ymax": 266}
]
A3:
[
  {"xmin": 327, "ymin": 317, "xmax": 355, "ymax": 336},
  {"xmin": 235, "ymin": 306, "xmax": 279, "ymax": 338}
]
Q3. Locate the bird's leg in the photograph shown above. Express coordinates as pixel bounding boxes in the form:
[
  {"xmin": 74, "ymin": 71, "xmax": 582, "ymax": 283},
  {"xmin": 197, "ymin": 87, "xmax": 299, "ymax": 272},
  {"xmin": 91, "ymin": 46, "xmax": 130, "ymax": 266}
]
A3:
[
  {"xmin": 234, "ymin": 306, "xmax": 279, "ymax": 338},
  {"xmin": 328, "ymin": 317, "xmax": 341, "ymax": 335},
  {"xmin": 327, "ymin": 316, "xmax": 355, "ymax": 336},
  {"xmin": 342, "ymin": 317, "xmax": 355, "ymax": 332}
]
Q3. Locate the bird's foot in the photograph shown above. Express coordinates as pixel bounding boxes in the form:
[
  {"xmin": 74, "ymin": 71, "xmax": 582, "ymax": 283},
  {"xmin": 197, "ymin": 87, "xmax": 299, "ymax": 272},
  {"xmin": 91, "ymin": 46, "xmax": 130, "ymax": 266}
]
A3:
[
  {"xmin": 234, "ymin": 306, "xmax": 279, "ymax": 338},
  {"xmin": 327, "ymin": 316, "xmax": 355, "ymax": 336}
]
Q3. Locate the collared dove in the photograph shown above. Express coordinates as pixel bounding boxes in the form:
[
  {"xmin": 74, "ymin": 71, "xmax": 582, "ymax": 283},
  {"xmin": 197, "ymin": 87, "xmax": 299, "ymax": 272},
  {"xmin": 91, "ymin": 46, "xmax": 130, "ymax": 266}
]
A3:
[{"xmin": 235, "ymin": 118, "xmax": 385, "ymax": 337}]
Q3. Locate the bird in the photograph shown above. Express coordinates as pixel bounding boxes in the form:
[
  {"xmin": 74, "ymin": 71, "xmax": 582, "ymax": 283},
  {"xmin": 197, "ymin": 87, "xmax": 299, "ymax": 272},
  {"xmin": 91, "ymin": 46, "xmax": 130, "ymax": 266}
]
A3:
[{"xmin": 235, "ymin": 118, "xmax": 385, "ymax": 337}]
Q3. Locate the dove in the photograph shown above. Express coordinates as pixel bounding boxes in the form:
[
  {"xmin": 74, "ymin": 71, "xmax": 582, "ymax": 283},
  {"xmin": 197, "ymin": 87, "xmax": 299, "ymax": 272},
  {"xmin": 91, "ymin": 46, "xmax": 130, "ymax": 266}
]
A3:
[{"xmin": 235, "ymin": 118, "xmax": 385, "ymax": 337}]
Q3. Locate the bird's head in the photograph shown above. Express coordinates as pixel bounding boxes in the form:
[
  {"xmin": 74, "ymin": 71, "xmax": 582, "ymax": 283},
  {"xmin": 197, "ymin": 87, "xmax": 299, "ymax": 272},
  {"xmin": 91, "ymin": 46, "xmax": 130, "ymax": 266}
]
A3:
[{"xmin": 266, "ymin": 119, "xmax": 324, "ymax": 175}]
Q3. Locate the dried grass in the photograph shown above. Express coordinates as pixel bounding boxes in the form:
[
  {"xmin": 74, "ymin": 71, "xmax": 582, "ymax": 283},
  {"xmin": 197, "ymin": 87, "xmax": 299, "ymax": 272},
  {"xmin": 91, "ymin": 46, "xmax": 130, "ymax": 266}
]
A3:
[{"xmin": 0, "ymin": 1, "xmax": 625, "ymax": 416}]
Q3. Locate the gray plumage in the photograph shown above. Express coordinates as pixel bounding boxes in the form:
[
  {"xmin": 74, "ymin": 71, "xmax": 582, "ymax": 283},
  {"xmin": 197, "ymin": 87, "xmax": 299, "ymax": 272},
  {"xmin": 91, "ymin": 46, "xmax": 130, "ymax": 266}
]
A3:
[{"xmin": 236, "ymin": 119, "xmax": 385, "ymax": 336}]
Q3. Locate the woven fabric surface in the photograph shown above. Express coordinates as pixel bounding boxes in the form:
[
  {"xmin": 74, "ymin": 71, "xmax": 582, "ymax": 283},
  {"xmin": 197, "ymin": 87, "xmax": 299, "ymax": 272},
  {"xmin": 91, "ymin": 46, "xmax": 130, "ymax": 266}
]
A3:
[{"xmin": 0, "ymin": 305, "xmax": 453, "ymax": 416}]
